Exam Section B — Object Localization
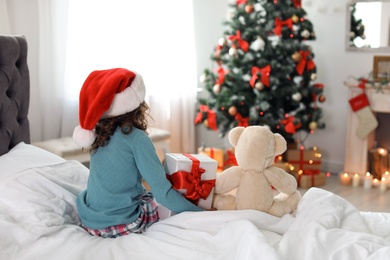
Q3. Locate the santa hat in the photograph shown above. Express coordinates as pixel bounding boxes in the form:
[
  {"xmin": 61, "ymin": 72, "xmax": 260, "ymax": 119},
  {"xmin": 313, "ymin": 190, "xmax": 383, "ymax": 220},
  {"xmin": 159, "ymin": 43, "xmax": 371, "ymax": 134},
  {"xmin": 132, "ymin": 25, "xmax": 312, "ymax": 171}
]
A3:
[{"xmin": 73, "ymin": 68, "xmax": 145, "ymax": 148}]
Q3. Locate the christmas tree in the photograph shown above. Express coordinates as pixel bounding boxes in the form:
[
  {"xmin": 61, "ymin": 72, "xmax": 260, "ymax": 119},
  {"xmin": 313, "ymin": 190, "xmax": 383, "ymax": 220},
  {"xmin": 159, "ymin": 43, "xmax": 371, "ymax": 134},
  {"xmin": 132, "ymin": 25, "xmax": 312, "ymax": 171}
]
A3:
[
  {"xmin": 194, "ymin": 0, "xmax": 326, "ymax": 144},
  {"xmin": 349, "ymin": 4, "xmax": 366, "ymax": 47}
]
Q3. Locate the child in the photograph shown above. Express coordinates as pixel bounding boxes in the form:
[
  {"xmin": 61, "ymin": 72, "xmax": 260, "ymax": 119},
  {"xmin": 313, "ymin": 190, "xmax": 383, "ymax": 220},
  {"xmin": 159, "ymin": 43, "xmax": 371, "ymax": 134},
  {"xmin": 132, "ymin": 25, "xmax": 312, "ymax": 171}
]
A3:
[{"xmin": 73, "ymin": 68, "xmax": 203, "ymax": 238}]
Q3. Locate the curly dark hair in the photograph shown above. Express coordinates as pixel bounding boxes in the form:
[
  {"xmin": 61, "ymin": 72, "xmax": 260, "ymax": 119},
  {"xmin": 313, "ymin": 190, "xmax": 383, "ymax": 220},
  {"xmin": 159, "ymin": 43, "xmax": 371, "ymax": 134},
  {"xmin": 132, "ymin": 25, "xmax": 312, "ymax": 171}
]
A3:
[{"xmin": 90, "ymin": 101, "xmax": 151, "ymax": 152}]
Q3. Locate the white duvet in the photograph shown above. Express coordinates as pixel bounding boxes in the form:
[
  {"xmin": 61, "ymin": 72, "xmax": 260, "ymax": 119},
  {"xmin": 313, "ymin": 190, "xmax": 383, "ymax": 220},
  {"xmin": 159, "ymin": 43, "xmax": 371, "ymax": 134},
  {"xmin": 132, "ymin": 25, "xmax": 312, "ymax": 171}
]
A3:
[{"xmin": 1, "ymin": 160, "xmax": 390, "ymax": 260}]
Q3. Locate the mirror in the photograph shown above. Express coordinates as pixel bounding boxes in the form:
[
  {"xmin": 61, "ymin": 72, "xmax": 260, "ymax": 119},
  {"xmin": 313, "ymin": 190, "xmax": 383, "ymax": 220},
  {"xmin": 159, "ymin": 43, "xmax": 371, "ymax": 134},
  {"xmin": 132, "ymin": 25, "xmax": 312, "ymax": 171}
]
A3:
[{"xmin": 346, "ymin": 0, "xmax": 390, "ymax": 52}]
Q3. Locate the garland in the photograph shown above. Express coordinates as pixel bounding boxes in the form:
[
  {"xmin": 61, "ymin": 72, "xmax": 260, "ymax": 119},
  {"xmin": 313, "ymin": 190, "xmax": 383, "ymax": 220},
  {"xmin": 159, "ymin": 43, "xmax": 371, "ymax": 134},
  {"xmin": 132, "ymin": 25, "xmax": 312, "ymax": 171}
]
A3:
[{"xmin": 349, "ymin": 73, "xmax": 390, "ymax": 93}]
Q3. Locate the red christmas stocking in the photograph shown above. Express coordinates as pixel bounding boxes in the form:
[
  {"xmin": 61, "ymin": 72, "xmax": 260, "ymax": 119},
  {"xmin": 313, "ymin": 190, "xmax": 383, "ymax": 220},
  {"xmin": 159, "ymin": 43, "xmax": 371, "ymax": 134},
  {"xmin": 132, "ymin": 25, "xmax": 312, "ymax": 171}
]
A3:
[{"xmin": 349, "ymin": 93, "xmax": 378, "ymax": 139}]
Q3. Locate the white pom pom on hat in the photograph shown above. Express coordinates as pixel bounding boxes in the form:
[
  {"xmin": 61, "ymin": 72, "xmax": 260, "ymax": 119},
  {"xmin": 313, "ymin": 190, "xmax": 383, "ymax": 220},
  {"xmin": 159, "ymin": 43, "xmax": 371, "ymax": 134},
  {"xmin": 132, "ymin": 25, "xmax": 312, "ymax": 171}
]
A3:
[{"xmin": 73, "ymin": 68, "xmax": 145, "ymax": 148}]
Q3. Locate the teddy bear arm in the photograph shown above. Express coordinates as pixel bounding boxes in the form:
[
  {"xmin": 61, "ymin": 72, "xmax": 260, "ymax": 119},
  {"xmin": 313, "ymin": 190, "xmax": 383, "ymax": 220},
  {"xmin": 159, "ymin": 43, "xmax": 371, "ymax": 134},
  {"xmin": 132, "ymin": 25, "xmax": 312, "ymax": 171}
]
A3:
[
  {"xmin": 215, "ymin": 166, "xmax": 242, "ymax": 194},
  {"xmin": 263, "ymin": 166, "xmax": 298, "ymax": 195}
]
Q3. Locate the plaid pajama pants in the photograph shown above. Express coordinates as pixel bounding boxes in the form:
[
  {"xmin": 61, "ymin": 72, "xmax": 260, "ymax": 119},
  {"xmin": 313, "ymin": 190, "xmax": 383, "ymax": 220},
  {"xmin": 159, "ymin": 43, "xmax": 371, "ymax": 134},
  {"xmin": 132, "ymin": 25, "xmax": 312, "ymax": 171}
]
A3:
[{"xmin": 82, "ymin": 192, "xmax": 159, "ymax": 238}]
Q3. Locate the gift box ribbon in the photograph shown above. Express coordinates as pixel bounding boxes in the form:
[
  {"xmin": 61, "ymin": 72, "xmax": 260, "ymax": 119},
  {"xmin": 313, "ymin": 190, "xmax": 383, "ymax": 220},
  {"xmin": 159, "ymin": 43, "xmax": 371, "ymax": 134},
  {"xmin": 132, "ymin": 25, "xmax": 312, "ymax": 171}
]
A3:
[
  {"xmin": 298, "ymin": 169, "xmax": 320, "ymax": 187},
  {"xmin": 167, "ymin": 154, "xmax": 216, "ymax": 205}
]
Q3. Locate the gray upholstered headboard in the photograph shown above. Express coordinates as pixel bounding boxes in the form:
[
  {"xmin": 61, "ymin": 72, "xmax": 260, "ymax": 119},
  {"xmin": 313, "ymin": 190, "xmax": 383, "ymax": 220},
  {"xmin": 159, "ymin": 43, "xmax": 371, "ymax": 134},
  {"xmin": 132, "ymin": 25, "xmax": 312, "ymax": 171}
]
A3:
[{"xmin": 0, "ymin": 35, "xmax": 30, "ymax": 156}]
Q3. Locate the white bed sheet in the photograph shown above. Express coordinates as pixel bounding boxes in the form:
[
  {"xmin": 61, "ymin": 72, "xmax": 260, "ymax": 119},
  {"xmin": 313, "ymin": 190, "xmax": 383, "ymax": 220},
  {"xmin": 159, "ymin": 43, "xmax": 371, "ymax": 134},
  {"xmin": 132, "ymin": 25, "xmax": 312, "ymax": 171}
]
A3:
[{"xmin": 1, "ymin": 152, "xmax": 390, "ymax": 259}]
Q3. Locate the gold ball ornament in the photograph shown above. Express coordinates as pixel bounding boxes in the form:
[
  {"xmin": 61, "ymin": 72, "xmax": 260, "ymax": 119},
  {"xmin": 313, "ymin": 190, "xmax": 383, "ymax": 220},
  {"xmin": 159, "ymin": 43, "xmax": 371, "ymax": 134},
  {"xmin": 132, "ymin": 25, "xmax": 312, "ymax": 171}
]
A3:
[
  {"xmin": 213, "ymin": 84, "xmax": 221, "ymax": 94},
  {"xmin": 291, "ymin": 52, "xmax": 302, "ymax": 62},
  {"xmin": 311, "ymin": 73, "xmax": 317, "ymax": 80},
  {"xmin": 204, "ymin": 119, "xmax": 209, "ymax": 128},
  {"xmin": 318, "ymin": 95, "xmax": 326, "ymax": 103},
  {"xmin": 255, "ymin": 82, "xmax": 264, "ymax": 90},
  {"xmin": 228, "ymin": 106, "xmax": 238, "ymax": 116},
  {"xmin": 292, "ymin": 14, "xmax": 299, "ymax": 23},
  {"xmin": 309, "ymin": 121, "xmax": 318, "ymax": 130},
  {"xmin": 245, "ymin": 4, "xmax": 254, "ymax": 13}
]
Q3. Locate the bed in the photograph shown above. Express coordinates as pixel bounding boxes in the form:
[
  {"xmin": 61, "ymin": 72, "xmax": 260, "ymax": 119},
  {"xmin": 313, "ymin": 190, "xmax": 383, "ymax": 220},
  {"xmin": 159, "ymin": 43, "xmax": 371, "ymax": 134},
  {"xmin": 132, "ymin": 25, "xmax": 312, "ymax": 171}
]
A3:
[{"xmin": 1, "ymin": 35, "xmax": 390, "ymax": 260}]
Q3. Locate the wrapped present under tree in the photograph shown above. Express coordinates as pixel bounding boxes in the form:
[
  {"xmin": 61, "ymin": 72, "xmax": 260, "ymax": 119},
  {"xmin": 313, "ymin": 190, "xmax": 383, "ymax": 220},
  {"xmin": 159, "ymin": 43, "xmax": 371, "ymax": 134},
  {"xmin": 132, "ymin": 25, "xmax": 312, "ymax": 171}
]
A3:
[
  {"xmin": 287, "ymin": 146, "xmax": 322, "ymax": 172},
  {"xmin": 198, "ymin": 146, "xmax": 225, "ymax": 171},
  {"xmin": 287, "ymin": 146, "xmax": 325, "ymax": 188}
]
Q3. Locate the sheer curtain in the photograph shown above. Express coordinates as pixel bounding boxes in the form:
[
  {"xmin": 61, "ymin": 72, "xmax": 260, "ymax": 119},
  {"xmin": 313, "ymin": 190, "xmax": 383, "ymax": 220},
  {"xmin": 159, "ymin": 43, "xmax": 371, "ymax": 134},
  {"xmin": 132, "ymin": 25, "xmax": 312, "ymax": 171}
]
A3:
[{"xmin": 64, "ymin": 0, "xmax": 198, "ymax": 153}]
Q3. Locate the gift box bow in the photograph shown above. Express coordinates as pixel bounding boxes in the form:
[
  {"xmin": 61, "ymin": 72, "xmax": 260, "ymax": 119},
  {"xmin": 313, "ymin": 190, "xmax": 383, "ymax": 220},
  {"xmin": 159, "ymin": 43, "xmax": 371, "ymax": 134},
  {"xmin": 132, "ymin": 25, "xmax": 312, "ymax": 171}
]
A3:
[{"xmin": 166, "ymin": 154, "xmax": 216, "ymax": 205}]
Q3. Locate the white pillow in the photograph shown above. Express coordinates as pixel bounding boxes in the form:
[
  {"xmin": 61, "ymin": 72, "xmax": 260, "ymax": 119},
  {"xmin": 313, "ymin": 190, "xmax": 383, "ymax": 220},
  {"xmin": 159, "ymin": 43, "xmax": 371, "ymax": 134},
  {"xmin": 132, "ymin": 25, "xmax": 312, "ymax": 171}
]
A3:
[{"xmin": 0, "ymin": 142, "xmax": 66, "ymax": 176}]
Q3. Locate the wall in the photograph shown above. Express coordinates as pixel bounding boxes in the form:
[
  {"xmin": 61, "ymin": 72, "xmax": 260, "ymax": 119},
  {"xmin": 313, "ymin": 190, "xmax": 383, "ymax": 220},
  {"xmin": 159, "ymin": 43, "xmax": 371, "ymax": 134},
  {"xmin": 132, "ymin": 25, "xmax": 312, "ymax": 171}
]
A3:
[{"xmin": 193, "ymin": 0, "xmax": 390, "ymax": 174}]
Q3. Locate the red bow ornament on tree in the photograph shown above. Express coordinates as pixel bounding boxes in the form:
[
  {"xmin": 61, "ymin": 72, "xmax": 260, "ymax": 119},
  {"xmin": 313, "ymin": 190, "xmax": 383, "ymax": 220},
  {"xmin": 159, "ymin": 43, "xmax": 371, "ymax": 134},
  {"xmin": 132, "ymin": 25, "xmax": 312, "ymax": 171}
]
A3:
[
  {"xmin": 250, "ymin": 65, "xmax": 271, "ymax": 87},
  {"xmin": 280, "ymin": 116, "xmax": 301, "ymax": 134},
  {"xmin": 194, "ymin": 105, "xmax": 218, "ymax": 131},
  {"xmin": 274, "ymin": 18, "xmax": 293, "ymax": 36},
  {"xmin": 229, "ymin": 31, "xmax": 249, "ymax": 52},
  {"xmin": 236, "ymin": 0, "xmax": 247, "ymax": 5},
  {"xmin": 215, "ymin": 66, "xmax": 228, "ymax": 85},
  {"xmin": 296, "ymin": 50, "xmax": 316, "ymax": 75},
  {"xmin": 235, "ymin": 113, "xmax": 249, "ymax": 127},
  {"xmin": 292, "ymin": 0, "xmax": 302, "ymax": 8},
  {"xmin": 166, "ymin": 154, "xmax": 216, "ymax": 205}
]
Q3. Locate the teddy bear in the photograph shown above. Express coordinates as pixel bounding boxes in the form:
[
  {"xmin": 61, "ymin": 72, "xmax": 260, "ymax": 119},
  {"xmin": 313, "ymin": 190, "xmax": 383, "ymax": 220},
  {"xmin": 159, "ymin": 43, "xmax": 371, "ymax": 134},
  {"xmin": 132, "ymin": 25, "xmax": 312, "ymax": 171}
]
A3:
[{"xmin": 213, "ymin": 126, "xmax": 301, "ymax": 217}]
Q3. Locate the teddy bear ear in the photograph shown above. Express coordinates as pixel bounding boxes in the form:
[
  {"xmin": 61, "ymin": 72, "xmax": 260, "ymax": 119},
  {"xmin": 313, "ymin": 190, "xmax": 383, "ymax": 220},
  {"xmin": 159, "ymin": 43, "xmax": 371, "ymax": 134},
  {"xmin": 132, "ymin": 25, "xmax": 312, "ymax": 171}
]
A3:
[
  {"xmin": 274, "ymin": 133, "xmax": 287, "ymax": 155},
  {"xmin": 228, "ymin": 127, "xmax": 245, "ymax": 147}
]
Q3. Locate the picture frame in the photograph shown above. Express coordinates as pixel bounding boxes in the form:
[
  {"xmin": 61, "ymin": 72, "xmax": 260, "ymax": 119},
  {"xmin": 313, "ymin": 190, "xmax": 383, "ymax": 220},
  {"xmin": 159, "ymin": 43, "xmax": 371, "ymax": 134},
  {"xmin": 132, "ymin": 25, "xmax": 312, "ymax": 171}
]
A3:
[{"xmin": 373, "ymin": 56, "xmax": 390, "ymax": 81}]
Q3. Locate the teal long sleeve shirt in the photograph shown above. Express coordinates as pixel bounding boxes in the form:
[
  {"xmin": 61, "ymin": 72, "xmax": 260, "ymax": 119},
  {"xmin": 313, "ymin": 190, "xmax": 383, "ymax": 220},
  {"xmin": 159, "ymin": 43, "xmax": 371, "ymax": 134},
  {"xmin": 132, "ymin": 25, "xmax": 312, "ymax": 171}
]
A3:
[{"xmin": 77, "ymin": 127, "xmax": 202, "ymax": 229}]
